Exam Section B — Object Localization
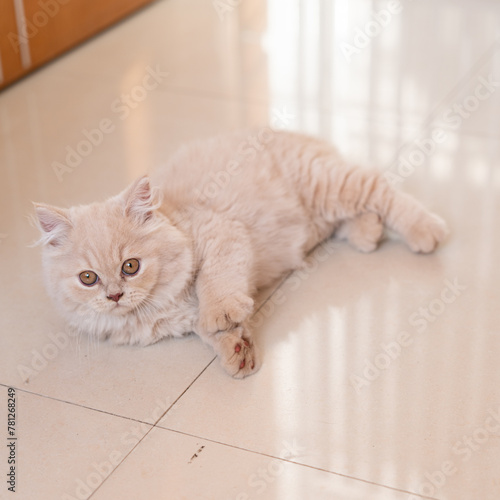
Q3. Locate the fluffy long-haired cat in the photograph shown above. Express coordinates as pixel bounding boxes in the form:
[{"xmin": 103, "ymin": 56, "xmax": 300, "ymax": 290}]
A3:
[{"xmin": 34, "ymin": 130, "xmax": 448, "ymax": 378}]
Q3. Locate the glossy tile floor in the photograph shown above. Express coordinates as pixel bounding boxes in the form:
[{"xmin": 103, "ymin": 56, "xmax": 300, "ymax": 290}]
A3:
[{"xmin": 1, "ymin": 0, "xmax": 500, "ymax": 499}]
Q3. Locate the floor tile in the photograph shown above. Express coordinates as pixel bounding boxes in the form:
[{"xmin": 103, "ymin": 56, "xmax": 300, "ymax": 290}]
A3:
[
  {"xmin": 0, "ymin": 386, "xmax": 150, "ymax": 500},
  {"xmin": 91, "ymin": 426, "xmax": 415, "ymax": 500}
]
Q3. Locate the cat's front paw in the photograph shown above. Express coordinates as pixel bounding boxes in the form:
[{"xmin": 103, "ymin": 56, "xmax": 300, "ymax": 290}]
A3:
[
  {"xmin": 199, "ymin": 292, "xmax": 254, "ymax": 334},
  {"xmin": 213, "ymin": 326, "xmax": 260, "ymax": 379},
  {"xmin": 405, "ymin": 213, "xmax": 449, "ymax": 253}
]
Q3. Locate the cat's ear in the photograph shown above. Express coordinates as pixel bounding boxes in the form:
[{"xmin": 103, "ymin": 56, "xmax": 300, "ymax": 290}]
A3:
[
  {"xmin": 33, "ymin": 203, "xmax": 72, "ymax": 246},
  {"xmin": 122, "ymin": 176, "xmax": 159, "ymax": 224}
]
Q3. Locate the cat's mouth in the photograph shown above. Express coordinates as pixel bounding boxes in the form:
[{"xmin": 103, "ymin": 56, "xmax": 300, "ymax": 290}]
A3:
[{"xmin": 106, "ymin": 301, "xmax": 131, "ymax": 315}]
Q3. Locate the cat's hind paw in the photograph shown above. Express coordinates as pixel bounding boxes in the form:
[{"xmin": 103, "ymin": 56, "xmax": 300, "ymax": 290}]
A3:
[
  {"xmin": 338, "ymin": 212, "xmax": 384, "ymax": 253},
  {"xmin": 404, "ymin": 213, "xmax": 449, "ymax": 253}
]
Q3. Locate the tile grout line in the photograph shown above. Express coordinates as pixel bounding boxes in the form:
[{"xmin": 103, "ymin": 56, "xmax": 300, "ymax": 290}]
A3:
[
  {"xmin": 151, "ymin": 356, "xmax": 217, "ymax": 425},
  {"xmin": 253, "ymin": 272, "xmax": 293, "ymax": 315},
  {"xmin": 151, "ymin": 425, "xmax": 439, "ymax": 500},
  {"xmin": 0, "ymin": 383, "xmax": 154, "ymax": 425},
  {"xmin": 0, "ymin": 353, "xmax": 216, "ymax": 429},
  {"xmin": 85, "ymin": 359, "xmax": 216, "ymax": 498},
  {"xmin": 86, "ymin": 426, "xmax": 157, "ymax": 499},
  {"xmin": 2, "ymin": 376, "xmax": 437, "ymax": 500}
]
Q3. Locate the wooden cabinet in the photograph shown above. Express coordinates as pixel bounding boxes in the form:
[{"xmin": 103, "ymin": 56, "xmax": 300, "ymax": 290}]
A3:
[{"xmin": 0, "ymin": 0, "xmax": 155, "ymax": 90}]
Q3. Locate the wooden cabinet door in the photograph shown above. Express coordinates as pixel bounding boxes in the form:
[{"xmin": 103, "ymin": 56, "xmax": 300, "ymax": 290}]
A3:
[{"xmin": 0, "ymin": 0, "xmax": 155, "ymax": 90}]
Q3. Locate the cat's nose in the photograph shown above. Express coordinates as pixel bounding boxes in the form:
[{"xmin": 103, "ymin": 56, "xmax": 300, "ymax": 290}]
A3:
[{"xmin": 107, "ymin": 292, "xmax": 123, "ymax": 303}]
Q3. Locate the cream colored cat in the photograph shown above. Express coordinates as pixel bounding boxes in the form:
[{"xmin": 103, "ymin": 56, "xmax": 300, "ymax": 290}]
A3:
[{"xmin": 34, "ymin": 130, "xmax": 448, "ymax": 378}]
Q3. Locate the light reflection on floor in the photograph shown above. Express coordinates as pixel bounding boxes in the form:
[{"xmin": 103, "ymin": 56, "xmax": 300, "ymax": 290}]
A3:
[{"xmin": 0, "ymin": 0, "xmax": 499, "ymax": 498}]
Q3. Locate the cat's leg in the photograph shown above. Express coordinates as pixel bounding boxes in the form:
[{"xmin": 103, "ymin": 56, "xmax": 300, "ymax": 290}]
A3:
[
  {"xmin": 193, "ymin": 218, "xmax": 259, "ymax": 378},
  {"xmin": 365, "ymin": 178, "xmax": 448, "ymax": 253},
  {"xmin": 316, "ymin": 166, "xmax": 448, "ymax": 253},
  {"xmin": 199, "ymin": 321, "xmax": 260, "ymax": 378},
  {"xmin": 336, "ymin": 212, "xmax": 384, "ymax": 252},
  {"xmin": 195, "ymin": 225, "xmax": 255, "ymax": 335}
]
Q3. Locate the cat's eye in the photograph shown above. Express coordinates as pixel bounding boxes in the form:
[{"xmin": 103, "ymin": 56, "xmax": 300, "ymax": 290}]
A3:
[
  {"xmin": 79, "ymin": 271, "xmax": 98, "ymax": 286},
  {"xmin": 122, "ymin": 258, "xmax": 140, "ymax": 276}
]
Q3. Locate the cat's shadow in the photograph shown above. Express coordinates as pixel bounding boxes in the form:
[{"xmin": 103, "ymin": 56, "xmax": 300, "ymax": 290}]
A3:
[{"xmin": 250, "ymin": 237, "xmax": 449, "ymax": 366}]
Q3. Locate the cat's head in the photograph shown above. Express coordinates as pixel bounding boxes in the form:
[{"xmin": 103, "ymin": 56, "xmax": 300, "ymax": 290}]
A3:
[{"xmin": 33, "ymin": 176, "xmax": 193, "ymax": 331}]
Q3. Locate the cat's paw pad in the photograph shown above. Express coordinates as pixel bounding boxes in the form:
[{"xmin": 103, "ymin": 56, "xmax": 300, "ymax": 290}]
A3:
[
  {"xmin": 405, "ymin": 213, "xmax": 449, "ymax": 253},
  {"xmin": 347, "ymin": 212, "xmax": 384, "ymax": 253},
  {"xmin": 199, "ymin": 293, "xmax": 254, "ymax": 334},
  {"xmin": 214, "ymin": 328, "xmax": 260, "ymax": 379}
]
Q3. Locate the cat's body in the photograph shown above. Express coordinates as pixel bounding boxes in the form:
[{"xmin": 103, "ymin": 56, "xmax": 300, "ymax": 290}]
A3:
[{"xmin": 35, "ymin": 130, "xmax": 448, "ymax": 377}]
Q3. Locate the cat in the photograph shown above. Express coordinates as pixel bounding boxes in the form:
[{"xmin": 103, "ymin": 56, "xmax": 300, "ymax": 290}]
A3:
[{"xmin": 34, "ymin": 130, "xmax": 448, "ymax": 378}]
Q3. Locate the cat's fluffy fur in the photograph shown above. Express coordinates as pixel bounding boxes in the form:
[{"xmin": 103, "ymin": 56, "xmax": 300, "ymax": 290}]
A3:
[{"xmin": 34, "ymin": 130, "xmax": 448, "ymax": 378}]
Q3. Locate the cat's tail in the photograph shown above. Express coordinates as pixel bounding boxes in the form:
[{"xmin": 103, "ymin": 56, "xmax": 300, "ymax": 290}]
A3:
[{"xmin": 330, "ymin": 167, "xmax": 449, "ymax": 253}]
